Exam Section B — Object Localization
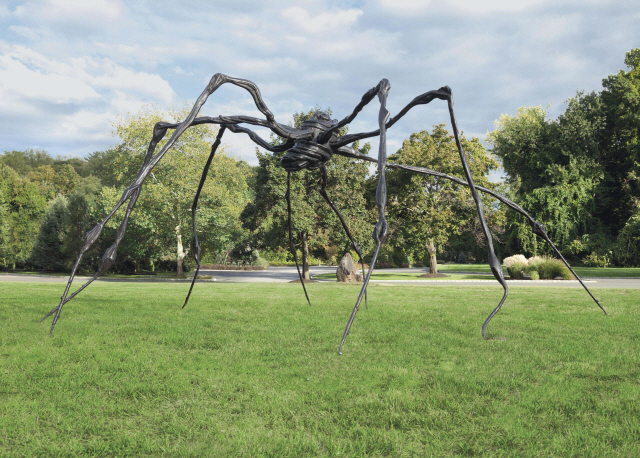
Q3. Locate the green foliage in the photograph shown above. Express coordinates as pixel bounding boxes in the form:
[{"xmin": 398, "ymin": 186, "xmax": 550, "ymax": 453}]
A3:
[
  {"xmin": 0, "ymin": 162, "xmax": 47, "ymax": 268},
  {"xmin": 62, "ymin": 192, "xmax": 92, "ymax": 266},
  {"xmin": 29, "ymin": 196, "xmax": 68, "ymax": 271},
  {"xmin": 487, "ymin": 49, "xmax": 640, "ymax": 263},
  {"xmin": 0, "ymin": 148, "xmax": 53, "ymax": 175},
  {"xmin": 614, "ymin": 210, "xmax": 640, "ymax": 267},
  {"xmin": 95, "ymin": 105, "xmax": 250, "ymax": 273},
  {"xmin": 0, "ymin": 188, "xmax": 9, "ymax": 267},
  {"xmin": 391, "ymin": 248, "xmax": 405, "ymax": 268},
  {"xmin": 581, "ymin": 252, "xmax": 612, "ymax": 268},
  {"xmin": 385, "ymin": 125, "xmax": 502, "ymax": 264},
  {"xmin": 527, "ymin": 257, "xmax": 573, "ymax": 280},
  {"xmin": 506, "ymin": 262, "xmax": 527, "ymax": 279},
  {"xmin": 254, "ymin": 256, "xmax": 270, "ymax": 268}
]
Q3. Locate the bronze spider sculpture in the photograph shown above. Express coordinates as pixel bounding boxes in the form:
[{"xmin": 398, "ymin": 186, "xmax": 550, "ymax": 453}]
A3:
[{"xmin": 42, "ymin": 74, "xmax": 607, "ymax": 353}]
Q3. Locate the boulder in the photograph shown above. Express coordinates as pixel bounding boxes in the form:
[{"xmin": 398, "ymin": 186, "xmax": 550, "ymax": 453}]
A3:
[{"xmin": 336, "ymin": 253, "xmax": 363, "ymax": 282}]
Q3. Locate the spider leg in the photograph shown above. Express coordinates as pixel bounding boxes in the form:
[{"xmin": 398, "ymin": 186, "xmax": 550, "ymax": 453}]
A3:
[
  {"xmin": 331, "ymin": 87, "xmax": 452, "ymax": 148},
  {"xmin": 182, "ymin": 123, "xmax": 295, "ymax": 309},
  {"xmin": 334, "ymin": 85, "xmax": 508, "ymax": 340},
  {"xmin": 317, "ymin": 164, "xmax": 368, "ymax": 309},
  {"xmin": 444, "ymin": 89, "xmax": 508, "ymax": 339},
  {"xmin": 182, "ymin": 125, "xmax": 227, "ymax": 309},
  {"xmin": 41, "ymin": 123, "xmax": 170, "ymax": 333},
  {"xmin": 44, "ymin": 74, "xmax": 291, "ymax": 334},
  {"xmin": 287, "ymin": 172, "xmax": 311, "ymax": 305},
  {"xmin": 338, "ymin": 146, "xmax": 607, "ymax": 316},
  {"xmin": 339, "ymin": 79, "xmax": 391, "ymax": 354}
]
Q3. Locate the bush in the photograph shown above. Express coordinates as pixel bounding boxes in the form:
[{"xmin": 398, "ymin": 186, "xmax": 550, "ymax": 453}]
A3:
[
  {"xmin": 614, "ymin": 211, "xmax": 640, "ymax": 267},
  {"xmin": 581, "ymin": 252, "xmax": 611, "ymax": 268},
  {"xmin": 506, "ymin": 262, "xmax": 527, "ymax": 279},
  {"xmin": 533, "ymin": 258, "xmax": 573, "ymax": 280},
  {"xmin": 530, "ymin": 270, "xmax": 540, "ymax": 280},
  {"xmin": 199, "ymin": 264, "xmax": 266, "ymax": 271},
  {"xmin": 254, "ymin": 257, "xmax": 270, "ymax": 268},
  {"xmin": 391, "ymin": 250, "xmax": 405, "ymax": 268},
  {"xmin": 503, "ymin": 254, "xmax": 528, "ymax": 268}
]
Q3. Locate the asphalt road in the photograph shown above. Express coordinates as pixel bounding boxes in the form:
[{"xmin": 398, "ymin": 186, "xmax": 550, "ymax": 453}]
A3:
[{"xmin": 2, "ymin": 267, "xmax": 640, "ymax": 288}]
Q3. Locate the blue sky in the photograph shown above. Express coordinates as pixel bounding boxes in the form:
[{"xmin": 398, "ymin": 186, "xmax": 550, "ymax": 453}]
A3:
[{"xmin": 1, "ymin": 0, "xmax": 638, "ymax": 177}]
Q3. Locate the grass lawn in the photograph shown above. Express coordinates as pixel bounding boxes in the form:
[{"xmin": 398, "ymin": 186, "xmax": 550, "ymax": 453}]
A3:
[
  {"xmin": 313, "ymin": 272, "xmax": 491, "ymax": 281},
  {"xmin": 1, "ymin": 281, "xmax": 639, "ymax": 457},
  {"xmin": 436, "ymin": 264, "xmax": 640, "ymax": 278}
]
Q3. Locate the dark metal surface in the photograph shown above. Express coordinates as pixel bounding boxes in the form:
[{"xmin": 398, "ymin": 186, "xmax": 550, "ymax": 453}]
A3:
[{"xmin": 44, "ymin": 73, "xmax": 607, "ymax": 352}]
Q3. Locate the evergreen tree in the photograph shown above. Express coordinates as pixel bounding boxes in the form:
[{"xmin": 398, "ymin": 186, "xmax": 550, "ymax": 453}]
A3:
[{"xmin": 30, "ymin": 196, "xmax": 69, "ymax": 271}]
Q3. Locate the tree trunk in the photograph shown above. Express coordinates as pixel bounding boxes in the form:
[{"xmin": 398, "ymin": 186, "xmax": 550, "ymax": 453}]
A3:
[
  {"xmin": 427, "ymin": 238, "xmax": 438, "ymax": 275},
  {"xmin": 301, "ymin": 232, "xmax": 310, "ymax": 280},
  {"xmin": 176, "ymin": 225, "xmax": 188, "ymax": 277}
]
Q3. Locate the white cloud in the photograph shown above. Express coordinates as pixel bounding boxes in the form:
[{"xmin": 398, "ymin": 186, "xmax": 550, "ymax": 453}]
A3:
[
  {"xmin": 281, "ymin": 7, "xmax": 363, "ymax": 34},
  {"xmin": 378, "ymin": 0, "xmax": 548, "ymax": 15},
  {"xmin": 0, "ymin": 54, "xmax": 100, "ymax": 103},
  {"xmin": 8, "ymin": 25, "xmax": 39, "ymax": 40},
  {"xmin": 90, "ymin": 60, "xmax": 176, "ymax": 105},
  {"xmin": 174, "ymin": 66, "xmax": 193, "ymax": 76},
  {"xmin": 14, "ymin": 0, "xmax": 123, "ymax": 26}
]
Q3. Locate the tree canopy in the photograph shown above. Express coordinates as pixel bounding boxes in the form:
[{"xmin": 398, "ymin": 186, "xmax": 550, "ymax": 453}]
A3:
[
  {"xmin": 487, "ymin": 48, "xmax": 640, "ymax": 265},
  {"xmin": 384, "ymin": 124, "xmax": 502, "ymax": 270}
]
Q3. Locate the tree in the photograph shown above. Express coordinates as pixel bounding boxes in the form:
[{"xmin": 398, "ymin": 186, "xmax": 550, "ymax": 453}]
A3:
[
  {"xmin": 599, "ymin": 48, "xmax": 640, "ymax": 232},
  {"xmin": 242, "ymin": 108, "xmax": 373, "ymax": 279},
  {"xmin": 0, "ymin": 148, "xmax": 53, "ymax": 175},
  {"xmin": 30, "ymin": 196, "xmax": 68, "ymax": 271},
  {"xmin": 94, "ymin": 105, "xmax": 250, "ymax": 275},
  {"xmin": 487, "ymin": 48, "xmax": 640, "ymax": 263},
  {"xmin": 0, "ymin": 188, "xmax": 9, "ymax": 268},
  {"xmin": 62, "ymin": 192, "xmax": 92, "ymax": 266},
  {"xmin": 384, "ymin": 125, "xmax": 500, "ymax": 273},
  {"xmin": 0, "ymin": 162, "xmax": 47, "ymax": 268}
]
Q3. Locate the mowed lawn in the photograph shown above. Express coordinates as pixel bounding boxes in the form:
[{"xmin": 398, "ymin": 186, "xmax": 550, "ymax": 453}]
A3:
[{"xmin": 1, "ymin": 281, "xmax": 639, "ymax": 457}]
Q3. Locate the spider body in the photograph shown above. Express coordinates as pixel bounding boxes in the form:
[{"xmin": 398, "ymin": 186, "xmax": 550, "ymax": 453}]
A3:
[
  {"xmin": 281, "ymin": 111, "xmax": 338, "ymax": 171},
  {"xmin": 41, "ymin": 74, "xmax": 607, "ymax": 353}
]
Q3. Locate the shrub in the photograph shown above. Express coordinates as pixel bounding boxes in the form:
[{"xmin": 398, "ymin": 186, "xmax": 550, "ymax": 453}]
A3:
[
  {"xmin": 614, "ymin": 211, "xmax": 640, "ymax": 267},
  {"xmin": 506, "ymin": 262, "xmax": 527, "ymax": 279},
  {"xmin": 530, "ymin": 270, "xmax": 540, "ymax": 280},
  {"xmin": 503, "ymin": 254, "xmax": 528, "ymax": 268},
  {"xmin": 526, "ymin": 256, "xmax": 543, "ymax": 275},
  {"xmin": 535, "ymin": 258, "xmax": 573, "ymax": 280},
  {"xmin": 391, "ymin": 249, "xmax": 405, "ymax": 268},
  {"xmin": 581, "ymin": 252, "xmax": 611, "ymax": 268},
  {"xmin": 254, "ymin": 257, "xmax": 270, "ymax": 268}
]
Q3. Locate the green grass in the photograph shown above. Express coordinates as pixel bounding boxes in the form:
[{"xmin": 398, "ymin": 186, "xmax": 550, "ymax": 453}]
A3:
[
  {"xmin": 313, "ymin": 272, "xmax": 491, "ymax": 280},
  {"xmin": 426, "ymin": 264, "xmax": 640, "ymax": 278},
  {"xmin": 0, "ymin": 270, "xmax": 171, "ymax": 279},
  {"xmin": 1, "ymin": 282, "xmax": 639, "ymax": 457}
]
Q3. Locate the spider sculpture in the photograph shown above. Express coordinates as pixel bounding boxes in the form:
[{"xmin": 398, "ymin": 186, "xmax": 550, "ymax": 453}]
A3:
[{"xmin": 42, "ymin": 74, "xmax": 607, "ymax": 353}]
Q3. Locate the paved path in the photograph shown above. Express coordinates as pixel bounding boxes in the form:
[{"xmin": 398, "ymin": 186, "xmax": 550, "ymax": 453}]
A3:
[{"xmin": 2, "ymin": 267, "xmax": 640, "ymax": 288}]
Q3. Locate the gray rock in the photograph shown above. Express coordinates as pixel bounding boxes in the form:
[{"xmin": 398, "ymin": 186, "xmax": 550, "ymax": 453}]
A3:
[{"xmin": 336, "ymin": 253, "xmax": 363, "ymax": 282}]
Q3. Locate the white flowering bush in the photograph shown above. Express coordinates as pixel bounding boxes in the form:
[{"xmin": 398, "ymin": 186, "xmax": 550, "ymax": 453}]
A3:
[{"xmin": 503, "ymin": 254, "xmax": 528, "ymax": 267}]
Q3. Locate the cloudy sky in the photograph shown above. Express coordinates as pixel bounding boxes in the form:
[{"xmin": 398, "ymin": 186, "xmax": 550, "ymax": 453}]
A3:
[{"xmin": 1, "ymin": 0, "xmax": 638, "ymax": 176}]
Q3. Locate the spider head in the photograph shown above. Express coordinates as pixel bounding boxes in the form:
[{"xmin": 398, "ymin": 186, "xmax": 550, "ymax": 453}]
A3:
[{"xmin": 300, "ymin": 111, "xmax": 337, "ymax": 133}]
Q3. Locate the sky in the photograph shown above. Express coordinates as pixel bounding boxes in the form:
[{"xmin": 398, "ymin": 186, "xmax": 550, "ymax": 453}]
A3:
[{"xmin": 1, "ymin": 0, "xmax": 638, "ymax": 180}]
